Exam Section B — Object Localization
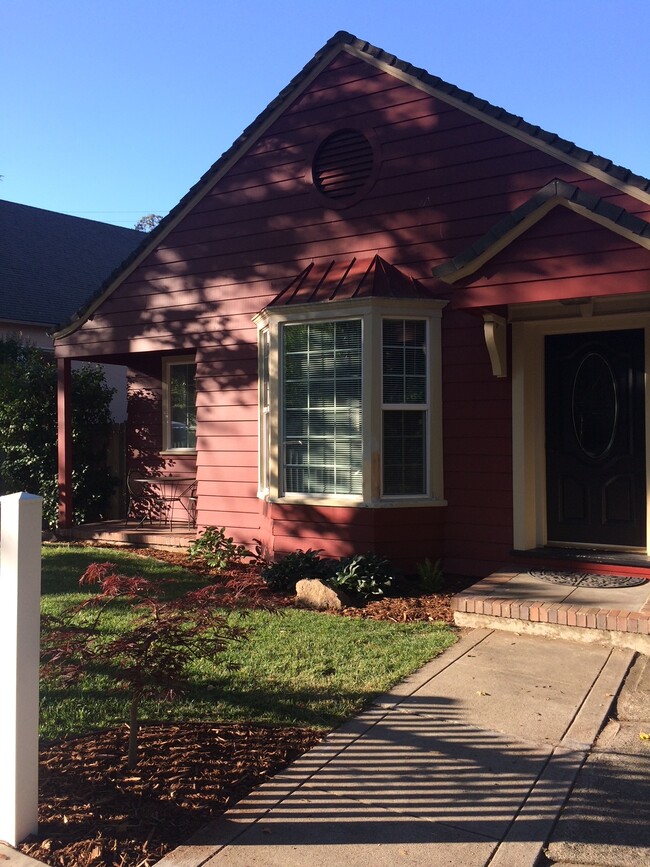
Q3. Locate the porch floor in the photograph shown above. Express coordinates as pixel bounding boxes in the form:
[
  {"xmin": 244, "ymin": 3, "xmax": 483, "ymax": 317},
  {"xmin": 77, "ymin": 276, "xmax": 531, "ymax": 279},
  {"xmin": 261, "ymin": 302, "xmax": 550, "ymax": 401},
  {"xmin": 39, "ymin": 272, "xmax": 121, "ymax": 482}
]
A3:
[
  {"xmin": 453, "ymin": 566, "xmax": 650, "ymax": 653},
  {"xmin": 54, "ymin": 520, "xmax": 198, "ymax": 550}
]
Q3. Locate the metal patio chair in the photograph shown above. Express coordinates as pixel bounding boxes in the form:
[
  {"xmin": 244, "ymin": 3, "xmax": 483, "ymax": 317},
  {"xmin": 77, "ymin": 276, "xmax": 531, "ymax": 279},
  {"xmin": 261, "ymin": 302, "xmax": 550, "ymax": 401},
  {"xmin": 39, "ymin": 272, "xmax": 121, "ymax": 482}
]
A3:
[
  {"xmin": 125, "ymin": 469, "xmax": 156, "ymax": 527},
  {"xmin": 150, "ymin": 477, "xmax": 197, "ymax": 529}
]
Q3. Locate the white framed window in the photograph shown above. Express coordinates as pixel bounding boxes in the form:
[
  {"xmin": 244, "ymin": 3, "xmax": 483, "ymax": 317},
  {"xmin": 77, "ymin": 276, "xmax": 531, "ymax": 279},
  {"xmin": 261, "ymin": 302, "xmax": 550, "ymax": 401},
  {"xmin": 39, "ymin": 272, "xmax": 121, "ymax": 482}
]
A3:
[
  {"xmin": 256, "ymin": 298, "xmax": 445, "ymax": 507},
  {"xmin": 382, "ymin": 318, "xmax": 428, "ymax": 496},
  {"xmin": 162, "ymin": 356, "xmax": 196, "ymax": 452},
  {"xmin": 284, "ymin": 319, "xmax": 363, "ymax": 496}
]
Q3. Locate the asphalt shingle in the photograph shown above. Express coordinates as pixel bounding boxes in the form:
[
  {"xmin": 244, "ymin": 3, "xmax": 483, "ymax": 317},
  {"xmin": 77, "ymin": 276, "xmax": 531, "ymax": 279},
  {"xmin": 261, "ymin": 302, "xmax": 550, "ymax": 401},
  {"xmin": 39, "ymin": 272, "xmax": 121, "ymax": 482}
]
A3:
[{"xmin": 0, "ymin": 200, "xmax": 143, "ymax": 329}]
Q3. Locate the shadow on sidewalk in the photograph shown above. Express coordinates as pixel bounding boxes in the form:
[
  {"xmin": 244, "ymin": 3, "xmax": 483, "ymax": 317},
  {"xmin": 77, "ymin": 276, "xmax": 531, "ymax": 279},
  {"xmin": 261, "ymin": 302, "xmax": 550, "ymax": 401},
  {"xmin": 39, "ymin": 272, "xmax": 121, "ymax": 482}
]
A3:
[{"xmin": 184, "ymin": 694, "xmax": 647, "ymax": 857}]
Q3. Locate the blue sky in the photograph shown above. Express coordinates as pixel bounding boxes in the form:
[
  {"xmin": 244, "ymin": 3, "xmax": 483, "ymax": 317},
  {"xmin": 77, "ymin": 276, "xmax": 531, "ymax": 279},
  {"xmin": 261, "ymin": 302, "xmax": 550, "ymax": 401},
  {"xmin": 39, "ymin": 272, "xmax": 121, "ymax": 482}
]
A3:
[{"xmin": 4, "ymin": 0, "xmax": 649, "ymax": 228}]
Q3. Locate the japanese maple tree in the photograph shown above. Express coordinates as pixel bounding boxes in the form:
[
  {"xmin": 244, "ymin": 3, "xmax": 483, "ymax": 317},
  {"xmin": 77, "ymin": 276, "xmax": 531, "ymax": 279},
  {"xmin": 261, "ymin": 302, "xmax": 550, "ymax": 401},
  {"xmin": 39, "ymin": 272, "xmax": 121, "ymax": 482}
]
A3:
[{"xmin": 42, "ymin": 563, "xmax": 267, "ymax": 768}]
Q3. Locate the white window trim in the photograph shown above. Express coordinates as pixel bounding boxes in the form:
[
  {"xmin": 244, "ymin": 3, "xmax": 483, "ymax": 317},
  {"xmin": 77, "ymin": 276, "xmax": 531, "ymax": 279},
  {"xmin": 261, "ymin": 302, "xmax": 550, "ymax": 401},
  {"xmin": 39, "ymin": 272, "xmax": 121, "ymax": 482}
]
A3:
[
  {"xmin": 161, "ymin": 355, "xmax": 197, "ymax": 454},
  {"xmin": 259, "ymin": 329, "xmax": 271, "ymax": 496},
  {"xmin": 255, "ymin": 297, "xmax": 446, "ymax": 508},
  {"xmin": 381, "ymin": 317, "xmax": 430, "ymax": 499}
]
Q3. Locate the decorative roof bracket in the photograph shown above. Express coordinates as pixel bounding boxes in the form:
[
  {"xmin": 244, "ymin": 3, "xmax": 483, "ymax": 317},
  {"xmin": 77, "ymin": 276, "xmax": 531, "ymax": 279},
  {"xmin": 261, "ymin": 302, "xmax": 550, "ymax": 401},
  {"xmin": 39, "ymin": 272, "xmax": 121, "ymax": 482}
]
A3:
[{"xmin": 483, "ymin": 313, "xmax": 507, "ymax": 378}]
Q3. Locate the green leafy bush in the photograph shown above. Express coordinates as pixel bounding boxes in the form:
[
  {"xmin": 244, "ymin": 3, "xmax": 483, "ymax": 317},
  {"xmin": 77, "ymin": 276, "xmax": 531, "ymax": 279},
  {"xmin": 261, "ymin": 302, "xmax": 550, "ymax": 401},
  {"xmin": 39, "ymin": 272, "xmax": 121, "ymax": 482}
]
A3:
[
  {"xmin": 416, "ymin": 557, "xmax": 445, "ymax": 592},
  {"xmin": 188, "ymin": 526, "xmax": 251, "ymax": 570},
  {"xmin": 262, "ymin": 548, "xmax": 335, "ymax": 593},
  {"xmin": 261, "ymin": 548, "xmax": 397, "ymax": 598},
  {"xmin": 0, "ymin": 337, "xmax": 115, "ymax": 527},
  {"xmin": 329, "ymin": 553, "xmax": 394, "ymax": 599}
]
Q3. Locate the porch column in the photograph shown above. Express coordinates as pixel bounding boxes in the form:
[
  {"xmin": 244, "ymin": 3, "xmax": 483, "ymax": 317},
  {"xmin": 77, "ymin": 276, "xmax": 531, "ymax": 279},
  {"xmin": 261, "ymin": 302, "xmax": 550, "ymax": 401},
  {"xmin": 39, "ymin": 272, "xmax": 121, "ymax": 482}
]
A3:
[{"xmin": 57, "ymin": 357, "xmax": 73, "ymax": 528}]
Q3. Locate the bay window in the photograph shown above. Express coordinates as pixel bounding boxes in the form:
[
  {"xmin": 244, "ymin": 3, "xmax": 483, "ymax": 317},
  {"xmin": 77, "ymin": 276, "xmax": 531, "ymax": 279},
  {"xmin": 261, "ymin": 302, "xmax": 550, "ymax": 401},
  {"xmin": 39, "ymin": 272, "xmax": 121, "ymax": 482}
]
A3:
[
  {"xmin": 284, "ymin": 320, "xmax": 362, "ymax": 495},
  {"xmin": 256, "ymin": 298, "xmax": 444, "ymax": 506}
]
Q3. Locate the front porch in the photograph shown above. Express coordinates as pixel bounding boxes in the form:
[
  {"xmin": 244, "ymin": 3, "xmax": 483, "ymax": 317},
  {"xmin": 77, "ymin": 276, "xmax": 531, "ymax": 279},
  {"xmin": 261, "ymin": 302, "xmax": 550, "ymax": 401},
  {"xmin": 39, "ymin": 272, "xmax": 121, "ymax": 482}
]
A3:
[
  {"xmin": 55, "ymin": 520, "xmax": 197, "ymax": 550},
  {"xmin": 453, "ymin": 562, "xmax": 650, "ymax": 654}
]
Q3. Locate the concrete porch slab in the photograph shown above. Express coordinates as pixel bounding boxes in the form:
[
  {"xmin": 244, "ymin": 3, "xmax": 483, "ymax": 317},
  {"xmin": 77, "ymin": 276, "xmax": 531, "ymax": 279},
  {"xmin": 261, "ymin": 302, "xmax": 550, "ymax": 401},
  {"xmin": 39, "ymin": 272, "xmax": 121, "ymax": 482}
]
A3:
[
  {"xmin": 52, "ymin": 520, "xmax": 196, "ymax": 550},
  {"xmin": 453, "ymin": 569, "xmax": 650, "ymax": 652}
]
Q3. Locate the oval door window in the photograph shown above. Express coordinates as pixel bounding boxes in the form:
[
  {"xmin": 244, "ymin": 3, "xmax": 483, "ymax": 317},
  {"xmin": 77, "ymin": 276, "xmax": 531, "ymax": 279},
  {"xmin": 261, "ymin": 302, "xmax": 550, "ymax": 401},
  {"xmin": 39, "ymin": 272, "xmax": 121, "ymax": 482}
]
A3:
[{"xmin": 571, "ymin": 351, "xmax": 618, "ymax": 458}]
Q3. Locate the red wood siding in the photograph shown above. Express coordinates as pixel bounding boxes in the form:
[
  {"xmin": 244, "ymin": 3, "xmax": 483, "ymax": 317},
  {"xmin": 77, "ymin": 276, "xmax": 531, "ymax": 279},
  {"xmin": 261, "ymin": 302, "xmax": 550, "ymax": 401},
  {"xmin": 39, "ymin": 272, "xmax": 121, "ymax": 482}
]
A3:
[
  {"xmin": 56, "ymin": 48, "xmax": 650, "ymax": 575},
  {"xmin": 454, "ymin": 206, "xmax": 650, "ymax": 308},
  {"xmin": 441, "ymin": 311, "xmax": 513, "ymax": 575},
  {"xmin": 269, "ymin": 503, "xmax": 445, "ymax": 574}
]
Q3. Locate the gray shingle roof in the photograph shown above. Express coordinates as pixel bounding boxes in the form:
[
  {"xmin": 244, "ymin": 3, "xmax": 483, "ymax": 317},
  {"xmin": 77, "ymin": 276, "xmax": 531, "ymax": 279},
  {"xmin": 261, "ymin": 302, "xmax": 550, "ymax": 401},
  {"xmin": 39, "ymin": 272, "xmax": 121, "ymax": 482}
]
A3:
[{"xmin": 0, "ymin": 199, "xmax": 143, "ymax": 328}]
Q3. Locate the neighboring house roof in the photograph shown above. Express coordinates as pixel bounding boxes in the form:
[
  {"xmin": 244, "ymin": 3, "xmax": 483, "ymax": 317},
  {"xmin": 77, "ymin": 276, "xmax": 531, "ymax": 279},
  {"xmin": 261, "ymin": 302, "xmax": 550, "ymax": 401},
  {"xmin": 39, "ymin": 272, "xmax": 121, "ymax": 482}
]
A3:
[
  {"xmin": 54, "ymin": 30, "xmax": 650, "ymax": 338},
  {"xmin": 0, "ymin": 199, "xmax": 143, "ymax": 329}
]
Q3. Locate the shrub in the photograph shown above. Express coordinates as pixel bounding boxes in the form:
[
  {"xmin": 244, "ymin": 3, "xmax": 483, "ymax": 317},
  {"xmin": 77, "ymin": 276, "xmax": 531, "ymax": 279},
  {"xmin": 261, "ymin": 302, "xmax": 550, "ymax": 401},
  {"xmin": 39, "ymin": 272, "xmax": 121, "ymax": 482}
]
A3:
[
  {"xmin": 328, "ymin": 552, "xmax": 394, "ymax": 599},
  {"xmin": 188, "ymin": 526, "xmax": 251, "ymax": 570},
  {"xmin": 0, "ymin": 337, "xmax": 115, "ymax": 526},
  {"xmin": 262, "ymin": 548, "xmax": 335, "ymax": 593},
  {"xmin": 416, "ymin": 558, "xmax": 445, "ymax": 592}
]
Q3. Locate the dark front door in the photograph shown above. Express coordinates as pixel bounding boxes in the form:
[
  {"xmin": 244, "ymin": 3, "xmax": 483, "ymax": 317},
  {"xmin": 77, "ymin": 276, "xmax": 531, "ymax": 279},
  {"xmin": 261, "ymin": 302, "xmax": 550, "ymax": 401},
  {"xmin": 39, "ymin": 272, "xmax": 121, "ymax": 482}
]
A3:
[{"xmin": 545, "ymin": 329, "xmax": 646, "ymax": 547}]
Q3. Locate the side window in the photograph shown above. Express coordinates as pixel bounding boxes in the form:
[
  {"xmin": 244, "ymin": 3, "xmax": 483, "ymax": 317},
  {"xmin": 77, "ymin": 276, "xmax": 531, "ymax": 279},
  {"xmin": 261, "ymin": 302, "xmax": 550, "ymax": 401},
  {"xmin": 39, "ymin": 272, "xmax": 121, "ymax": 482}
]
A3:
[
  {"xmin": 164, "ymin": 358, "xmax": 196, "ymax": 451},
  {"xmin": 382, "ymin": 319, "xmax": 428, "ymax": 495}
]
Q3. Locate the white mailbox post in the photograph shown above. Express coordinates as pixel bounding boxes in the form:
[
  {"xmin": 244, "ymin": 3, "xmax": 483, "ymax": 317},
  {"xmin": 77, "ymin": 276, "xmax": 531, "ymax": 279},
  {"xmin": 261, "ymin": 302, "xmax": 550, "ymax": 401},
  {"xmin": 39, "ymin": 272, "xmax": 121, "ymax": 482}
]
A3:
[{"xmin": 0, "ymin": 492, "xmax": 42, "ymax": 847}]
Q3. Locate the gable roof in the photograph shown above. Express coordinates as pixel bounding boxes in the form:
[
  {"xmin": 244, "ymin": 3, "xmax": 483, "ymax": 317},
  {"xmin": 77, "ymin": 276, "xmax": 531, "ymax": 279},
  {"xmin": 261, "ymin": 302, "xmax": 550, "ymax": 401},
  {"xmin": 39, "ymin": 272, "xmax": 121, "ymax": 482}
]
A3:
[
  {"xmin": 54, "ymin": 30, "xmax": 650, "ymax": 339},
  {"xmin": 0, "ymin": 199, "xmax": 143, "ymax": 328},
  {"xmin": 433, "ymin": 179, "xmax": 650, "ymax": 285}
]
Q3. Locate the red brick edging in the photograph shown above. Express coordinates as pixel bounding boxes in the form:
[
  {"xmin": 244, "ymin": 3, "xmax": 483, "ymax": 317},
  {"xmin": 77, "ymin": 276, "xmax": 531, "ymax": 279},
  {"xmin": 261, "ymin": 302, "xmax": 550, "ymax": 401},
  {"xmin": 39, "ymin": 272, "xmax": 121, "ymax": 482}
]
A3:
[{"xmin": 452, "ymin": 592, "xmax": 650, "ymax": 635}]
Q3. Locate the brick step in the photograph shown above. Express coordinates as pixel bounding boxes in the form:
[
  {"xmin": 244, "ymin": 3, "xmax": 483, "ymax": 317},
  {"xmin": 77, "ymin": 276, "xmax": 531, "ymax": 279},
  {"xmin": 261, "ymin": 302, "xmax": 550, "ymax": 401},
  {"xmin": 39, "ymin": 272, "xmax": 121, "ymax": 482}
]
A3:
[{"xmin": 452, "ymin": 568, "xmax": 650, "ymax": 653}]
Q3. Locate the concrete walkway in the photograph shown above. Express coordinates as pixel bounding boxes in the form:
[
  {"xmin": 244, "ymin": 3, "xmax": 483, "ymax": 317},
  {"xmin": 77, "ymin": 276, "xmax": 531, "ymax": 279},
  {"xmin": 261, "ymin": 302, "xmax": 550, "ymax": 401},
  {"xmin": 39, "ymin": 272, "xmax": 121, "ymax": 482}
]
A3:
[
  {"xmin": 2, "ymin": 629, "xmax": 645, "ymax": 867},
  {"xmin": 155, "ymin": 629, "xmax": 642, "ymax": 867},
  {"xmin": 543, "ymin": 653, "xmax": 650, "ymax": 866}
]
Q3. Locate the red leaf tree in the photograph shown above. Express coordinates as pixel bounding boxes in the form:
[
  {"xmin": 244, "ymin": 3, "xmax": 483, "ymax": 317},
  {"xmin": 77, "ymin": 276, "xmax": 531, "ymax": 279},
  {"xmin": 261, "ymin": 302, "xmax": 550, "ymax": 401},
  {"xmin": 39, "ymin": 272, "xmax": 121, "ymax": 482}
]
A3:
[{"xmin": 42, "ymin": 563, "xmax": 270, "ymax": 768}]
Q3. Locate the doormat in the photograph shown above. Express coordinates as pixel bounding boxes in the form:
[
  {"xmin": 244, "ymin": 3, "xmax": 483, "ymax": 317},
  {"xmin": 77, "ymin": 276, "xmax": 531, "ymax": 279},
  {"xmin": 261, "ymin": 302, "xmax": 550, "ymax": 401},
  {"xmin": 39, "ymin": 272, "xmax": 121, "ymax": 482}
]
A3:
[{"xmin": 530, "ymin": 570, "xmax": 647, "ymax": 589}]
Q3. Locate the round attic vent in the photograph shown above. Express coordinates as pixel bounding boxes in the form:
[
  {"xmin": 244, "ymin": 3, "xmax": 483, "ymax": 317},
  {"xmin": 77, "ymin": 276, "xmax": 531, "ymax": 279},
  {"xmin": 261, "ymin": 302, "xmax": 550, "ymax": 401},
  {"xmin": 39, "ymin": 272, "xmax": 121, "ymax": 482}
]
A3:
[{"xmin": 313, "ymin": 129, "xmax": 374, "ymax": 201}]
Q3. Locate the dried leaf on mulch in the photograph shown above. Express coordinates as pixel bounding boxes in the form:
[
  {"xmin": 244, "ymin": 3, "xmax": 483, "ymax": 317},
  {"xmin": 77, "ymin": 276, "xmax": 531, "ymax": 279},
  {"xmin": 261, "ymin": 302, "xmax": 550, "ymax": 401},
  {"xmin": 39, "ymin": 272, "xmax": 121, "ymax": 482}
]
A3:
[{"xmin": 20, "ymin": 723, "xmax": 321, "ymax": 867}]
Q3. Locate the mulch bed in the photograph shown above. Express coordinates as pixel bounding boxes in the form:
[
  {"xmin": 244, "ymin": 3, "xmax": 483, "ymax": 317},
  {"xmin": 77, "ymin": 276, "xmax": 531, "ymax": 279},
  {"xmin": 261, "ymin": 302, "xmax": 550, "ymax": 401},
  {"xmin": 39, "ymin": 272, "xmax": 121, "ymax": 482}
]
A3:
[
  {"xmin": 19, "ymin": 546, "xmax": 469, "ymax": 867},
  {"xmin": 21, "ymin": 723, "xmax": 320, "ymax": 867}
]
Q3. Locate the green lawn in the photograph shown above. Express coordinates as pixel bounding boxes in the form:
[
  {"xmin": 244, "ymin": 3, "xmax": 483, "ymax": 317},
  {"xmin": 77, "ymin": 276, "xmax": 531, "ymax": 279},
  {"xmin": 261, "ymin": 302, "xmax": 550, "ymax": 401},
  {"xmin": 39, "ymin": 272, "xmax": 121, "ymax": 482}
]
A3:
[{"xmin": 40, "ymin": 544, "xmax": 457, "ymax": 741}]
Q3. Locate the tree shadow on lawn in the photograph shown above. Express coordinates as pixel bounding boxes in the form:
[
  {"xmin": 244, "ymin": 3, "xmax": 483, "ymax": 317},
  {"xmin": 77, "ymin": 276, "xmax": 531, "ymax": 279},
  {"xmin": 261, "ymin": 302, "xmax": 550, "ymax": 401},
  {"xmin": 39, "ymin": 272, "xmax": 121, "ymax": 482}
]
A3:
[
  {"xmin": 41, "ymin": 544, "xmax": 203, "ymax": 596},
  {"xmin": 41, "ymin": 672, "xmax": 383, "ymax": 739}
]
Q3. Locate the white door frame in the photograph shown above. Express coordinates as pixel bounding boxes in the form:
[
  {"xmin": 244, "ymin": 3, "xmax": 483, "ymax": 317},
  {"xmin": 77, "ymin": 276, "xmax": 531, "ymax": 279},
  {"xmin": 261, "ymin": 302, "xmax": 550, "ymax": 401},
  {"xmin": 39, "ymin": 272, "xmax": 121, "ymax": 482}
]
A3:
[{"xmin": 511, "ymin": 309, "xmax": 650, "ymax": 553}]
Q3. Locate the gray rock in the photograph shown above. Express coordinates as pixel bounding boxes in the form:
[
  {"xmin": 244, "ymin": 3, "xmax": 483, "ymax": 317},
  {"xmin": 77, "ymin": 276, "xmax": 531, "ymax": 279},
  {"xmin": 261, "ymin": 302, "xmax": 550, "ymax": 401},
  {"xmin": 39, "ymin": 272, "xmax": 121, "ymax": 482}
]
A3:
[{"xmin": 295, "ymin": 578, "xmax": 353, "ymax": 610}]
